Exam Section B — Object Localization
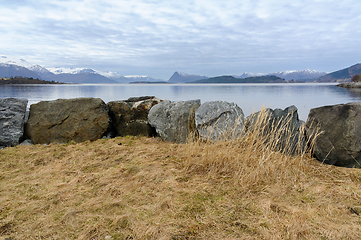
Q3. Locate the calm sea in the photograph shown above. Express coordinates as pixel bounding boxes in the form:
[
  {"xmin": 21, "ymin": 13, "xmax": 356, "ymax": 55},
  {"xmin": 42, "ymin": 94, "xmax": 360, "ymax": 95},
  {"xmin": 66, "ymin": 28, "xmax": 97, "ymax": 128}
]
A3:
[{"xmin": 1, "ymin": 83, "xmax": 361, "ymax": 121}]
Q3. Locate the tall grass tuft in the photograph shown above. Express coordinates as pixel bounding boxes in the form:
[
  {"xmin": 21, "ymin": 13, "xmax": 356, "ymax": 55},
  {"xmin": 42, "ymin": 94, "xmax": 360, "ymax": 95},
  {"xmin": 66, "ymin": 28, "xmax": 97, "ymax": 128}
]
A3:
[{"xmin": 183, "ymin": 108, "xmax": 319, "ymax": 190}]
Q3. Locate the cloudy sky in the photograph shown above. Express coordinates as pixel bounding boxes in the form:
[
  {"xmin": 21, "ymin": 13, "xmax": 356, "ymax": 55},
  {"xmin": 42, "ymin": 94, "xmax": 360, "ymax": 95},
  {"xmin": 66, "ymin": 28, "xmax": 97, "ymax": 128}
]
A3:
[{"xmin": 1, "ymin": 0, "xmax": 361, "ymax": 79}]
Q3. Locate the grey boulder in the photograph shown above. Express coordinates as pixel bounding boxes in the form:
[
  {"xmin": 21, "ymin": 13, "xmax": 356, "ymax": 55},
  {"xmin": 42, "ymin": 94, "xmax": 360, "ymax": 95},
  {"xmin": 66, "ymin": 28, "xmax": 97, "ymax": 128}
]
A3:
[
  {"xmin": 0, "ymin": 98, "xmax": 28, "ymax": 147},
  {"xmin": 195, "ymin": 101, "xmax": 245, "ymax": 140},
  {"xmin": 148, "ymin": 100, "xmax": 200, "ymax": 143},
  {"xmin": 26, "ymin": 98, "xmax": 109, "ymax": 144},
  {"xmin": 108, "ymin": 96, "xmax": 162, "ymax": 137},
  {"xmin": 245, "ymin": 105, "xmax": 305, "ymax": 155},
  {"xmin": 305, "ymin": 102, "xmax": 361, "ymax": 168},
  {"xmin": 20, "ymin": 139, "xmax": 34, "ymax": 146}
]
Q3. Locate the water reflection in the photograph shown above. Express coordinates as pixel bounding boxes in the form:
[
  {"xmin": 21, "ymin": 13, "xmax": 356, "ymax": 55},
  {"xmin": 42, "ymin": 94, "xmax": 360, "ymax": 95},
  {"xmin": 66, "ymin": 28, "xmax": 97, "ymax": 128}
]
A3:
[
  {"xmin": 343, "ymin": 88, "xmax": 361, "ymax": 98},
  {"xmin": 1, "ymin": 83, "xmax": 361, "ymax": 121}
]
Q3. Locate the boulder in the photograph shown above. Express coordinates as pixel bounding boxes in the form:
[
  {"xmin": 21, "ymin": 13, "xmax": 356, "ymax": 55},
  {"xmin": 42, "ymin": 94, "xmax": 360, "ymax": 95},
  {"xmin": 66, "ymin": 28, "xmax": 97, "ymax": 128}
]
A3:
[
  {"xmin": 108, "ymin": 96, "xmax": 162, "ymax": 137},
  {"xmin": 26, "ymin": 98, "xmax": 109, "ymax": 144},
  {"xmin": 245, "ymin": 105, "xmax": 305, "ymax": 155},
  {"xmin": 0, "ymin": 98, "xmax": 28, "ymax": 147},
  {"xmin": 148, "ymin": 100, "xmax": 200, "ymax": 143},
  {"xmin": 305, "ymin": 102, "xmax": 361, "ymax": 168},
  {"xmin": 195, "ymin": 101, "xmax": 245, "ymax": 140}
]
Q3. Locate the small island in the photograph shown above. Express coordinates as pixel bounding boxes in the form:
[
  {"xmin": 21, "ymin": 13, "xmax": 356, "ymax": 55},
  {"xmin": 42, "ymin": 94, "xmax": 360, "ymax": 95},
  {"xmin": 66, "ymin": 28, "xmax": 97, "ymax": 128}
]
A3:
[{"xmin": 0, "ymin": 76, "xmax": 64, "ymax": 85}]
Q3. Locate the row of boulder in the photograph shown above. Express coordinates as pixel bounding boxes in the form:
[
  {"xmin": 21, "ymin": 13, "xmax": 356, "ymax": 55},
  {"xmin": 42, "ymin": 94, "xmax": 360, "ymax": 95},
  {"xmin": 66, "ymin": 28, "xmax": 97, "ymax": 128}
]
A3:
[{"xmin": 1, "ymin": 96, "xmax": 361, "ymax": 168}]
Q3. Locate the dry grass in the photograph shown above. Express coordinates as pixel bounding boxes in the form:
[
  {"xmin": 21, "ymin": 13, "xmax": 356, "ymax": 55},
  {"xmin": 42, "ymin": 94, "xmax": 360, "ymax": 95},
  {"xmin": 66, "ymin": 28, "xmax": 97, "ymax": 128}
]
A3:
[{"xmin": 1, "ymin": 113, "xmax": 361, "ymax": 239}]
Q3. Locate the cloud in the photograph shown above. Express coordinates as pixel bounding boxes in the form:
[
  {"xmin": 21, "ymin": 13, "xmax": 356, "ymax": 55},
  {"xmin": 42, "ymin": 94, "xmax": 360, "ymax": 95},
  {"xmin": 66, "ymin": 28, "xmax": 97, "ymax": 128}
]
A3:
[{"xmin": 1, "ymin": 0, "xmax": 361, "ymax": 78}]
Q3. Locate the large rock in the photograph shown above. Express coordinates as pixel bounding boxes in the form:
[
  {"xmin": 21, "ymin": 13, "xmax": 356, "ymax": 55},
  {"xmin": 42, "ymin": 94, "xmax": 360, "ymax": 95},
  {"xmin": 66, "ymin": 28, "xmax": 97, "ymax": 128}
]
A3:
[
  {"xmin": 195, "ymin": 101, "xmax": 245, "ymax": 140},
  {"xmin": 148, "ymin": 100, "xmax": 200, "ymax": 143},
  {"xmin": 305, "ymin": 102, "xmax": 361, "ymax": 168},
  {"xmin": 0, "ymin": 98, "xmax": 28, "ymax": 147},
  {"xmin": 245, "ymin": 105, "xmax": 305, "ymax": 155},
  {"xmin": 26, "ymin": 98, "xmax": 109, "ymax": 144},
  {"xmin": 108, "ymin": 96, "xmax": 162, "ymax": 137}
]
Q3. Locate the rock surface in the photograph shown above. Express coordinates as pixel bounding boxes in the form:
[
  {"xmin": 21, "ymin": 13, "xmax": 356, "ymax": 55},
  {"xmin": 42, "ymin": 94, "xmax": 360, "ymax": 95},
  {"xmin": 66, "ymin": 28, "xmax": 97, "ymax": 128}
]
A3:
[
  {"xmin": 20, "ymin": 139, "xmax": 34, "ymax": 146},
  {"xmin": 305, "ymin": 102, "xmax": 361, "ymax": 168},
  {"xmin": 0, "ymin": 98, "xmax": 28, "ymax": 147},
  {"xmin": 148, "ymin": 100, "xmax": 200, "ymax": 143},
  {"xmin": 337, "ymin": 82, "xmax": 361, "ymax": 88},
  {"xmin": 245, "ymin": 105, "xmax": 305, "ymax": 155},
  {"xmin": 26, "ymin": 98, "xmax": 109, "ymax": 144},
  {"xmin": 108, "ymin": 96, "xmax": 162, "ymax": 136},
  {"xmin": 195, "ymin": 101, "xmax": 245, "ymax": 140}
]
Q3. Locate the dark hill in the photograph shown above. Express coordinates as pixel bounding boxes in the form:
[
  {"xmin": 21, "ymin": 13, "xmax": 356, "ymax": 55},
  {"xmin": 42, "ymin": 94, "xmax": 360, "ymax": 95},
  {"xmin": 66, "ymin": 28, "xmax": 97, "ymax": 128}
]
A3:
[
  {"xmin": 168, "ymin": 71, "xmax": 208, "ymax": 83},
  {"xmin": 315, "ymin": 63, "xmax": 361, "ymax": 82},
  {"xmin": 192, "ymin": 75, "xmax": 285, "ymax": 83}
]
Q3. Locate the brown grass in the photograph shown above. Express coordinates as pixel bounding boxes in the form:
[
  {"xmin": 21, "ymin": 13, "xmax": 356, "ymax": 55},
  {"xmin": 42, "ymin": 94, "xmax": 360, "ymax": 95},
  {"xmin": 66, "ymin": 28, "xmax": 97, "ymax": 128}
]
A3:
[{"xmin": 1, "ymin": 113, "xmax": 361, "ymax": 239}]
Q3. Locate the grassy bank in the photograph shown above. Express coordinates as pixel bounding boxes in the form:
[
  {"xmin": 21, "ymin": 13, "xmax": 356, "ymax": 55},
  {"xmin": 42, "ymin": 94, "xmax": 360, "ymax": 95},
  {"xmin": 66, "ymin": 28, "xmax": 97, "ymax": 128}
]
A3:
[{"xmin": 1, "ymin": 121, "xmax": 361, "ymax": 239}]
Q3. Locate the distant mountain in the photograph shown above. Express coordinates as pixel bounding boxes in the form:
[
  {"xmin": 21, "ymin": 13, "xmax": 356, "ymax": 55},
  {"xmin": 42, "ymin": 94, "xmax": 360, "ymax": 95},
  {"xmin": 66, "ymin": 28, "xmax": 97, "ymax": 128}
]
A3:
[
  {"xmin": 97, "ymin": 71, "xmax": 129, "ymax": 83},
  {"xmin": 314, "ymin": 63, "xmax": 361, "ymax": 82},
  {"xmin": 0, "ymin": 56, "xmax": 123, "ymax": 83},
  {"xmin": 168, "ymin": 71, "xmax": 208, "ymax": 83},
  {"xmin": 46, "ymin": 68, "xmax": 117, "ymax": 83},
  {"xmin": 38, "ymin": 67, "xmax": 164, "ymax": 83},
  {"xmin": 55, "ymin": 72, "xmax": 117, "ymax": 83},
  {"xmin": 0, "ymin": 56, "xmax": 36, "ymax": 69},
  {"xmin": 2, "ymin": 56, "xmax": 360, "ymax": 84},
  {"xmin": 0, "ymin": 64, "xmax": 41, "ymax": 79},
  {"xmin": 45, "ymin": 68, "xmax": 166, "ymax": 83},
  {"xmin": 0, "ymin": 56, "xmax": 168, "ymax": 84},
  {"xmin": 233, "ymin": 69, "xmax": 326, "ymax": 81},
  {"xmin": 233, "ymin": 72, "xmax": 265, "ymax": 78},
  {"xmin": 123, "ymin": 75, "xmax": 166, "ymax": 83},
  {"xmin": 29, "ymin": 64, "xmax": 52, "ymax": 75},
  {"xmin": 193, "ymin": 75, "xmax": 285, "ymax": 83},
  {"xmin": 271, "ymin": 69, "xmax": 326, "ymax": 81}
]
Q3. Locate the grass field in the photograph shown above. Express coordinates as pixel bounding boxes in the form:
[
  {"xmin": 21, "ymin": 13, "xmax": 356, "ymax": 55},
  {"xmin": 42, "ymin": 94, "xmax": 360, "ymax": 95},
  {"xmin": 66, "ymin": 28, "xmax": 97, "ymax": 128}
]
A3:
[{"xmin": 1, "ymin": 115, "xmax": 361, "ymax": 239}]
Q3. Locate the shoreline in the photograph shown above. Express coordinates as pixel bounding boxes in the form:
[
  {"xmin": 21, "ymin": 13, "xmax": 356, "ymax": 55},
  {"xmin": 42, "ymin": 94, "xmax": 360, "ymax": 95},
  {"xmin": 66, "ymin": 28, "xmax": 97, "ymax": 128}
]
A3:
[{"xmin": 337, "ymin": 82, "xmax": 361, "ymax": 88}]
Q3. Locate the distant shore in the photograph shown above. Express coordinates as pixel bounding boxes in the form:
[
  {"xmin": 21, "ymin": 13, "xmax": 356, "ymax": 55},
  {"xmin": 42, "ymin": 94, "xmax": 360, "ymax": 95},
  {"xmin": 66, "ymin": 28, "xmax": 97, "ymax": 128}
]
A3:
[
  {"xmin": 0, "ymin": 77, "xmax": 65, "ymax": 85},
  {"xmin": 336, "ymin": 82, "xmax": 361, "ymax": 88}
]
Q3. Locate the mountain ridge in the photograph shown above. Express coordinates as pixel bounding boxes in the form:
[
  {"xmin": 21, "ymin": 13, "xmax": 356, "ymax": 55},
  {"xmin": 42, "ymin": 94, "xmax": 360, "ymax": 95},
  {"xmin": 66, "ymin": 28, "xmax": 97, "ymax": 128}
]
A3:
[
  {"xmin": 0, "ymin": 56, "xmax": 163, "ymax": 84},
  {"xmin": 168, "ymin": 71, "xmax": 209, "ymax": 83},
  {"xmin": 314, "ymin": 63, "xmax": 361, "ymax": 82},
  {"xmin": 1, "ymin": 56, "xmax": 361, "ymax": 84},
  {"xmin": 192, "ymin": 75, "xmax": 286, "ymax": 83}
]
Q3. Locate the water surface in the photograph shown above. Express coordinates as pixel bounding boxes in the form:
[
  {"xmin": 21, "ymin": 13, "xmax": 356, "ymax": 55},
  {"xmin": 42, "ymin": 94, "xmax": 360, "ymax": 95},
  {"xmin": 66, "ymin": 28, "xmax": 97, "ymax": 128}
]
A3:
[{"xmin": 1, "ymin": 83, "xmax": 361, "ymax": 121}]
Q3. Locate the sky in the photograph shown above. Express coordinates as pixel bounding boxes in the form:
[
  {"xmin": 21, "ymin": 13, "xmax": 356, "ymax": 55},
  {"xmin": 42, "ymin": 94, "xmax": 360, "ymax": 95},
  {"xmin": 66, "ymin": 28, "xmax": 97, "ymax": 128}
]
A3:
[{"xmin": 1, "ymin": 0, "xmax": 361, "ymax": 80}]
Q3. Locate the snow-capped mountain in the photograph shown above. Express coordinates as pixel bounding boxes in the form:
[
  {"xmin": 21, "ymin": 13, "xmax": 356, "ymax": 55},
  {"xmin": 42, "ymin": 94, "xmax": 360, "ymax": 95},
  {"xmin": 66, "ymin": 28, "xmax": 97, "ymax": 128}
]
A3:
[
  {"xmin": 232, "ymin": 72, "xmax": 265, "ymax": 78},
  {"xmin": 232, "ymin": 69, "xmax": 326, "ymax": 81},
  {"xmin": 170, "ymin": 69, "xmax": 326, "ymax": 83},
  {"xmin": 47, "ymin": 67, "xmax": 163, "ymax": 83},
  {"xmin": 0, "ymin": 56, "xmax": 166, "ymax": 83},
  {"xmin": 125, "ymin": 75, "xmax": 165, "ymax": 83},
  {"xmin": 29, "ymin": 64, "xmax": 52, "ymax": 74},
  {"xmin": 0, "ymin": 56, "xmax": 43, "ymax": 79},
  {"xmin": 0, "ymin": 56, "xmax": 35, "ymax": 69},
  {"xmin": 270, "ymin": 69, "xmax": 327, "ymax": 81},
  {"xmin": 47, "ymin": 67, "xmax": 91, "ymax": 75},
  {"xmin": 0, "ymin": 56, "xmax": 329, "ymax": 83},
  {"xmin": 0, "ymin": 57, "xmax": 117, "ymax": 83}
]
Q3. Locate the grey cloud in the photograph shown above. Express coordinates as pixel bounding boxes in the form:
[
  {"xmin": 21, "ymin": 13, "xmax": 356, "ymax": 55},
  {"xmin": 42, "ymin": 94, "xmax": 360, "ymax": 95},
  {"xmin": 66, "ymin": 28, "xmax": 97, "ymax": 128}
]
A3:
[{"xmin": 1, "ymin": 0, "xmax": 361, "ymax": 79}]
